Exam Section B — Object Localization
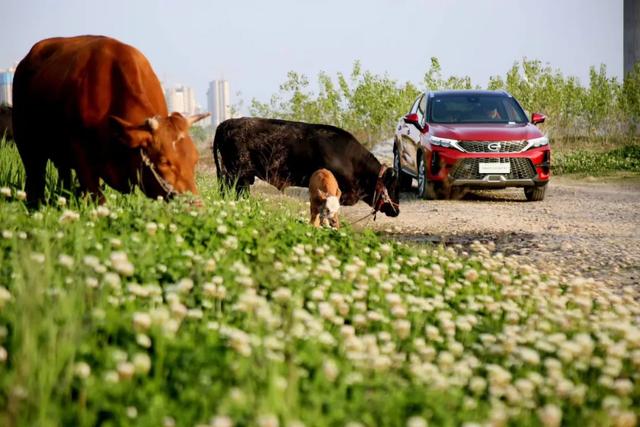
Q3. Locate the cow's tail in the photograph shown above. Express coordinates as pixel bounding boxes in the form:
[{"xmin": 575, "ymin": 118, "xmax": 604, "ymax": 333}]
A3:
[{"xmin": 212, "ymin": 124, "xmax": 224, "ymax": 179}]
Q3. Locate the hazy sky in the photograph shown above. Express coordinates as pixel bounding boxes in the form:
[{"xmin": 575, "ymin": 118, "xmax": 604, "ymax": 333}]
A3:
[{"xmin": 0, "ymin": 0, "xmax": 623, "ymax": 111}]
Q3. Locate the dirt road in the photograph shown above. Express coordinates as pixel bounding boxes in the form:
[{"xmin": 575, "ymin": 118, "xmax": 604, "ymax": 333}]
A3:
[{"xmin": 338, "ymin": 176, "xmax": 640, "ymax": 287}]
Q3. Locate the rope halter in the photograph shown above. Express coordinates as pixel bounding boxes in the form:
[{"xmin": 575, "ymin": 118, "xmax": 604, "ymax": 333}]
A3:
[
  {"xmin": 139, "ymin": 149, "xmax": 177, "ymax": 199},
  {"xmin": 371, "ymin": 164, "xmax": 399, "ymax": 219}
]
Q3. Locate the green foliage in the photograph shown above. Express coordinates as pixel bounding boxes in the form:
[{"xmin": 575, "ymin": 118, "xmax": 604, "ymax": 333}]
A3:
[
  {"xmin": 554, "ymin": 144, "xmax": 640, "ymax": 175},
  {"xmin": 252, "ymin": 58, "xmax": 640, "ymax": 148},
  {"xmin": 189, "ymin": 125, "xmax": 213, "ymax": 146},
  {"xmin": 250, "ymin": 61, "xmax": 420, "ymax": 146}
]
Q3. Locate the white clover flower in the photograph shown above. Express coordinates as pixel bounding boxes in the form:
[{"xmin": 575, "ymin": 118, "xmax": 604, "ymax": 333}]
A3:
[
  {"xmin": 104, "ymin": 370, "xmax": 119, "ymax": 383},
  {"xmin": 257, "ymin": 414, "xmax": 279, "ymax": 427},
  {"xmin": 85, "ymin": 277, "xmax": 99, "ymax": 288},
  {"xmin": 117, "ymin": 361, "xmax": 135, "ymax": 380},
  {"xmin": 74, "ymin": 361, "xmax": 91, "ymax": 379},
  {"xmin": 126, "ymin": 406, "xmax": 137, "ymax": 419},
  {"xmin": 145, "ymin": 222, "xmax": 158, "ymax": 235},
  {"xmin": 133, "ymin": 312, "xmax": 152, "ymax": 332},
  {"xmin": 0, "ymin": 187, "xmax": 11, "ymax": 197},
  {"xmin": 56, "ymin": 196, "xmax": 67, "ymax": 206},
  {"xmin": 519, "ymin": 347, "xmax": 541, "ymax": 365},
  {"xmin": 136, "ymin": 333, "xmax": 152, "ymax": 348},
  {"xmin": 176, "ymin": 278, "xmax": 194, "ymax": 294},
  {"xmin": 217, "ymin": 224, "xmax": 228, "ymax": 235},
  {"xmin": 1, "ymin": 230, "xmax": 14, "ymax": 240},
  {"xmin": 406, "ymin": 416, "xmax": 428, "ymax": 427},
  {"xmin": 613, "ymin": 411, "xmax": 637, "ymax": 427},
  {"xmin": 394, "ymin": 319, "xmax": 411, "ymax": 339},
  {"xmin": 58, "ymin": 209, "xmax": 80, "ymax": 224},
  {"xmin": 323, "ymin": 359, "xmax": 339, "ymax": 382},
  {"xmin": 132, "ymin": 352, "xmax": 151, "ymax": 375},
  {"xmin": 210, "ymin": 415, "xmax": 233, "ymax": 427},
  {"xmin": 537, "ymin": 404, "xmax": 562, "ymax": 427},
  {"xmin": 318, "ymin": 302, "xmax": 335, "ymax": 320},
  {"xmin": 468, "ymin": 376, "xmax": 486, "ymax": 395},
  {"xmin": 386, "ymin": 293, "xmax": 402, "ymax": 306},
  {"xmin": 613, "ymin": 378, "xmax": 633, "ymax": 396},
  {"xmin": 15, "ymin": 190, "xmax": 26, "ymax": 201},
  {"xmin": 463, "ymin": 268, "xmax": 479, "ymax": 282},
  {"xmin": 110, "ymin": 252, "xmax": 134, "ymax": 276},
  {"xmin": 94, "ymin": 205, "xmax": 110, "ymax": 217},
  {"xmin": 223, "ymin": 236, "xmax": 238, "ymax": 249},
  {"xmin": 273, "ymin": 287, "xmax": 292, "ymax": 303},
  {"xmin": 58, "ymin": 254, "xmax": 74, "ymax": 268},
  {"xmin": 0, "ymin": 346, "xmax": 7, "ymax": 363}
]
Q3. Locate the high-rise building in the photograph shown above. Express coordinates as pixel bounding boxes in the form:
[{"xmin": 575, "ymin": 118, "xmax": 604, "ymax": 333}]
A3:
[
  {"xmin": 625, "ymin": 0, "xmax": 640, "ymax": 75},
  {"xmin": 165, "ymin": 85, "xmax": 197, "ymax": 116},
  {"xmin": 0, "ymin": 67, "xmax": 15, "ymax": 106},
  {"xmin": 207, "ymin": 80, "xmax": 231, "ymax": 128}
]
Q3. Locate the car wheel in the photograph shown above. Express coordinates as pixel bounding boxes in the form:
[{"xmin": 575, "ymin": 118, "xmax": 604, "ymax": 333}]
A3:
[
  {"xmin": 525, "ymin": 185, "xmax": 546, "ymax": 201},
  {"xmin": 393, "ymin": 145, "xmax": 413, "ymax": 191},
  {"xmin": 417, "ymin": 156, "xmax": 436, "ymax": 200}
]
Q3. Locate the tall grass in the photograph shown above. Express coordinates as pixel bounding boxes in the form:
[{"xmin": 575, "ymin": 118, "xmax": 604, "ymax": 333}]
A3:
[
  {"xmin": 0, "ymin": 137, "xmax": 59, "ymax": 200},
  {"xmin": 0, "ymin": 154, "xmax": 639, "ymax": 425}
]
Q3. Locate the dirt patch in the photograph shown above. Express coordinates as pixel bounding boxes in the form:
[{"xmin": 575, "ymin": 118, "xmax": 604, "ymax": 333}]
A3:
[
  {"xmin": 340, "ymin": 177, "xmax": 640, "ymax": 287},
  {"xmin": 252, "ymin": 174, "xmax": 640, "ymax": 287}
]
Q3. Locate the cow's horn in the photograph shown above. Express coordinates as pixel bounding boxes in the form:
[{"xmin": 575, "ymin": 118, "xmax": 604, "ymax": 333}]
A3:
[
  {"xmin": 146, "ymin": 117, "xmax": 160, "ymax": 132},
  {"xmin": 187, "ymin": 113, "xmax": 211, "ymax": 127}
]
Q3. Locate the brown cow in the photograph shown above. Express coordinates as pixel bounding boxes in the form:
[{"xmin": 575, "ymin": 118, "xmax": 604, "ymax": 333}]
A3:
[
  {"xmin": 309, "ymin": 168, "xmax": 341, "ymax": 228},
  {"xmin": 12, "ymin": 35, "xmax": 208, "ymax": 204}
]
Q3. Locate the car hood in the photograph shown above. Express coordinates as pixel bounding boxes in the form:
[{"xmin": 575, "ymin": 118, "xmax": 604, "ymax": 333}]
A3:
[{"xmin": 430, "ymin": 123, "xmax": 543, "ymax": 141}]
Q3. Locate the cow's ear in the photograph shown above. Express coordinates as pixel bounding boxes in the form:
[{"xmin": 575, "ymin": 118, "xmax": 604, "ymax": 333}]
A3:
[
  {"xmin": 186, "ymin": 112, "xmax": 211, "ymax": 127},
  {"xmin": 316, "ymin": 189, "xmax": 328, "ymax": 200},
  {"xmin": 110, "ymin": 115, "xmax": 152, "ymax": 148},
  {"xmin": 336, "ymin": 188, "xmax": 342, "ymax": 199}
]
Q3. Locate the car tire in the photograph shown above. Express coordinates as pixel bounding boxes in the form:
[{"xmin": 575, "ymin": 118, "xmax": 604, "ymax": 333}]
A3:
[
  {"xmin": 525, "ymin": 185, "xmax": 546, "ymax": 201},
  {"xmin": 393, "ymin": 145, "xmax": 413, "ymax": 191},
  {"xmin": 417, "ymin": 156, "xmax": 436, "ymax": 200}
]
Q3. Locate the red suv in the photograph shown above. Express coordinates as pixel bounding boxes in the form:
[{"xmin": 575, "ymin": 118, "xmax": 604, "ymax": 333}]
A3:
[{"xmin": 394, "ymin": 90, "xmax": 550, "ymax": 201}]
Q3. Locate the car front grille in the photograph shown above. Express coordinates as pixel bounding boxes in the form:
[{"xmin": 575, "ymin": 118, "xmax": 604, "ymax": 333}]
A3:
[
  {"xmin": 450, "ymin": 157, "xmax": 536, "ymax": 180},
  {"xmin": 457, "ymin": 141, "xmax": 528, "ymax": 153}
]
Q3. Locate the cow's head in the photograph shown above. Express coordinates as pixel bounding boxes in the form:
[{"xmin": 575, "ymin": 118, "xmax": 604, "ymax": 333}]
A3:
[
  {"xmin": 111, "ymin": 112, "xmax": 209, "ymax": 198},
  {"xmin": 375, "ymin": 167, "xmax": 400, "ymax": 217},
  {"xmin": 317, "ymin": 190, "xmax": 341, "ymax": 229}
]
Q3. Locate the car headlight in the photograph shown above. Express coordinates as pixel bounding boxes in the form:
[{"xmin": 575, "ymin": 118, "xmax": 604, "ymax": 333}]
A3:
[
  {"xmin": 430, "ymin": 136, "xmax": 459, "ymax": 149},
  {"xmin": 526, "ymin": 136, "xmax": 549, "ymax": 149}
]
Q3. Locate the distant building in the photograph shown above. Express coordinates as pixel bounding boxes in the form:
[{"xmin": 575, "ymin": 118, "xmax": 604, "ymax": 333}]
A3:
[
  {"xmin": 625, "ymin": 0, "xmax": 640, "ymax": 75},
  {"xmin": 0, "ymin": 67, "xmax": 15, "ymax": 106},
  {"xmin": 165, "ymin": 85, "xmax": 197, "ymax": 116},
  {"xmin": 207, "ymin": 80, "xmax": 231, "ymax": 128}
]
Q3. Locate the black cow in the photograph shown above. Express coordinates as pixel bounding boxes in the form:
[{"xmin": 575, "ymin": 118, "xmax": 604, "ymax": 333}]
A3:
[{"xmin": 213, "ymin": 117, "xmax": 400, "ymax": 217}]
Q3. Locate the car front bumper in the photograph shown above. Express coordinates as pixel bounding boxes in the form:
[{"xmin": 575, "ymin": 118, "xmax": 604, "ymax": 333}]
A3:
[{"xmin": 425, "ymin": 145, "xmax": 551, "ymax": 188}]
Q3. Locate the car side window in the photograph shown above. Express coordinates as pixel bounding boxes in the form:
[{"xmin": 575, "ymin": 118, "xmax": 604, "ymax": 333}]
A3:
[
  {"xmin": 409, "ymin": 96, "xmax": 421, "ymax": 114},
  {"xmin": 417, "ymin": 95, "xmax": 427, "ymax": 124}
]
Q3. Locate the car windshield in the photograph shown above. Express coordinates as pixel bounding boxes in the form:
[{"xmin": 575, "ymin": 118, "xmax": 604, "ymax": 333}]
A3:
[{"xmin": 429, "ymin": 94, "xmax": 528, "ymax": 124}]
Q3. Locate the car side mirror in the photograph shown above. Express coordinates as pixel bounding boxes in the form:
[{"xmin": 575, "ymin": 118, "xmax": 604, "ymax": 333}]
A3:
[
  {"xmin": 403, "ymin": 113, "xmax": 422, "ymax": 130},
  {"xmin": 531, "ymin": 113, "xmax": 546, "ymax": 125}
]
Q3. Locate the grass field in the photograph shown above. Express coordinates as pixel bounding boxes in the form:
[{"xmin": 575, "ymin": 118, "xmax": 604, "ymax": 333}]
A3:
[{"xmin": 0, "ymin": 138, "xmax": 639, "ymax": 426}]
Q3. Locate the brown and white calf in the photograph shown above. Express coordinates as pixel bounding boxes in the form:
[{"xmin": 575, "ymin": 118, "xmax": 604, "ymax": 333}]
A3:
[{"xmin": 309, "ymin": 168, "xmax": 341, "ymax": 229}]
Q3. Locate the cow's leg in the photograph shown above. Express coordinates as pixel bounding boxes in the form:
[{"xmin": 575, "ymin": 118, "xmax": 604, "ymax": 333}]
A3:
[
  {"xmin": 71, "ymin": 147, "xmax": 104, "ymax": 203},
  {"xmin": 21, "ymin": 153, "xmax": 47, "ymax": 207},
  {"xmin": 310, "ymin": 204, "xmax": 320, "ymax": 227}
]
